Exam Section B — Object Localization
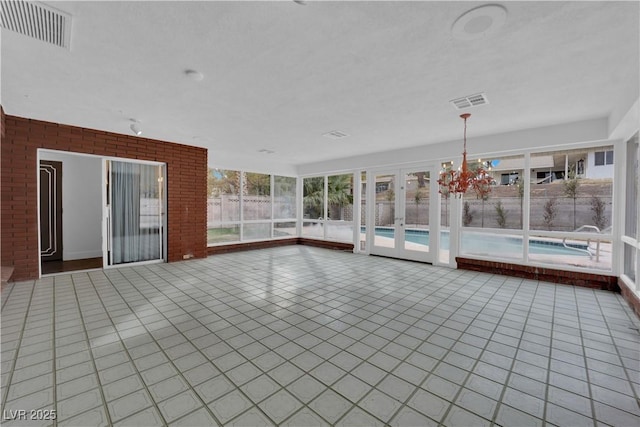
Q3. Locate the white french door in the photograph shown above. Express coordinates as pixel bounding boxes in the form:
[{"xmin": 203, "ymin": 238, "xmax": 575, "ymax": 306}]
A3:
[
  {"xmin": 368, "ymin": 166, "xmax": 436, "ymax": 263},
  {"xmin": 104, "ymin": 159, "xmax": 166, "ymax": 266}
]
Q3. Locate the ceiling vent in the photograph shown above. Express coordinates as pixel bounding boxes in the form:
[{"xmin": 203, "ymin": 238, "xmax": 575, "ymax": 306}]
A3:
[
  {"xmin": 0, "ymin": 1, "xmax": 72, "ymax": 49},
  {"xmin": 450, "ymin": 93, "xmax": 488, "ymax": 110},
  {"xmin": 323, "ymin": 130, "xmax": 350, "ymax": 140}
]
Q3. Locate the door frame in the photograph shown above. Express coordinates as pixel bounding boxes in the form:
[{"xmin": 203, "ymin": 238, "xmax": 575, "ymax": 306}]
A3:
[
  {"xmin": 366, "ymin": 164, "xmax": 439, "ymax": 263},
  {"xmin": 102, "ymin": 157, "xmax": 167, "ymax": 268}
]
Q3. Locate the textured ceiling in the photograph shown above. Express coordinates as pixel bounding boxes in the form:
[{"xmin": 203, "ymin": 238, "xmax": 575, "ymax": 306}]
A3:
[{"xmin": 1, "ymin": 1, "xmax": 638, "ymax": 168}]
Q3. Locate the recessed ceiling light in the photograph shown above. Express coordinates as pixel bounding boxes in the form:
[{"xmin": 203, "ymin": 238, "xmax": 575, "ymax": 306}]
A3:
[
  {"xmin": 185, "ymin": 69, "xmax": 204, "ymax": 81},
  {"xmin": 452, "ymin": 4, "xmax": 507, "ymax": 41}
]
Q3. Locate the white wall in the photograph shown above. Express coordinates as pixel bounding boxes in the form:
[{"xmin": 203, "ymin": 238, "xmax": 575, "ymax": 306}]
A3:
[
  {"xmin": 296, "ymin": 117, "xmax": 609, "ymax": 175},
  {"xmin": 40, "ymin": 151, "xmax": 103, "ymax": 260},
  {"xmin": 585, "ymin": 151, "xmax": 614, "ymax": 179}
]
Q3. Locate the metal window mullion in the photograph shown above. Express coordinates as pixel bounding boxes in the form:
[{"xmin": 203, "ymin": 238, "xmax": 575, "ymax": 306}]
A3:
[
  {"xmin": 239, "ymin": 171, "xmax": 244, "ymax": 241},
  {"xmin": 323, "ymin": 175, "xmax": 328, "ymax": 240},
  {"xmin": 270, "ymin": 175, "xmax": 275, "ymax": 239},
  {"xmin": 352, "ymin": 171, "xmax": 361, "ymax": 252},
  {"xmin": 523, "ymin": 152, "xmax": 531, "ymax": 262}
]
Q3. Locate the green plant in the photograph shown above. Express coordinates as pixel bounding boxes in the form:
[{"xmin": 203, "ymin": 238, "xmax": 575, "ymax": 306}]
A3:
[
  {"xmin": 495, "ymin": 201, "xmax": 508, "ymax": 228},
  {"xmin": 590, "ymin": 195, "xmax": 607, "ymax": 230},
  {"xmin": 473, "ymin": 180, "xmax": 492, "ymax": 227},
  {"xmin": 543, "ymin": 197, "xmax": 557, "ymax": 230},
  {"xmin": 463, "ymin": 201, "xmax": 473, "ymax": 226},
  {"xmin": 516, "ymin": 179, "xmax": 525, "ymax": 228}
]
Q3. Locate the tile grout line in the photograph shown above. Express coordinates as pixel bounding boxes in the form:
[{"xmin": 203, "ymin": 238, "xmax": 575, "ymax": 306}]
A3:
[
  {"xmin": 593, "ymin": 290, "xmax": 640, "ymax": 413},
  {"xmin": 97, "ymin": 266, "xmax": 250, "ymax": 426},
  {"xmin": 1, "ymin": 280, "xmax": 38, "ymax": 412},
  {"xmin": 65, "ymin": 272, "xmax": 116, "ymax": 426}
]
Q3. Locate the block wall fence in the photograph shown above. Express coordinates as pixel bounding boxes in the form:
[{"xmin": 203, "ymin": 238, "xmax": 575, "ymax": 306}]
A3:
[{"xmin": 1, "ymin": 108, "xmax": 208, "ymax": 281}]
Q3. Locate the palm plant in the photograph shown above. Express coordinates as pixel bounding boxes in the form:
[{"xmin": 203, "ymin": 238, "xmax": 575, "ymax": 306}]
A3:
[
  {"xmin": 303, "ymin": 177, "xmax": 324, "ymax": 219},
  {"xmin": 327, "ymin": 174, "xmax": 353, "ymax": 220}
]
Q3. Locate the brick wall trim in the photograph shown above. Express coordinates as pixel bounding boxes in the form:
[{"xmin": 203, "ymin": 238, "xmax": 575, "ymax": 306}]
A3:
[
  {"xmin": 456, "ymin": 257, "xmax": 619, "ymax": 291},
  {"xmin": 1, "ymin": 114, "xmax": 208, "ymax": 281}
]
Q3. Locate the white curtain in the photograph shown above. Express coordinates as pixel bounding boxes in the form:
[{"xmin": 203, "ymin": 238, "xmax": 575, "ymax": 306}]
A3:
[{"xmin": 111, "ymin": 161, "xmax": 163, "ymax": 264}]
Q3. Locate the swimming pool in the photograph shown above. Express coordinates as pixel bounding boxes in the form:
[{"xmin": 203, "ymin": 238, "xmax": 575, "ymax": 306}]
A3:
[{"xmin": 372, "ymin": 227, "xmax": 591, "ymax": 257}]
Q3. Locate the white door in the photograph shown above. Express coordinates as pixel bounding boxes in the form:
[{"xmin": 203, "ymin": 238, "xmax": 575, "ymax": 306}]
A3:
[{"xmin": 369, "ymin": 167, "xmax": 435, "ymax": 262}]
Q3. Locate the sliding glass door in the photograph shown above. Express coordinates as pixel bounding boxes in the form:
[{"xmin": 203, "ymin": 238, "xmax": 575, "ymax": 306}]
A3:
[{"xmin": 106, "ymin": 160, "xmax": 166, "ymax": 266}]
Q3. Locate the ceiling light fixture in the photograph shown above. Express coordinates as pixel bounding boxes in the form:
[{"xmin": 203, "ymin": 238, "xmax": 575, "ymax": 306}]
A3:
[
  {"xmin": 437, "ymin": 113, "xmax": 493, "ymax": 197},
  {"xmin": 185, "ymin": 69, "xmax": 204, "ymax": 81},
  {"xmin": 451, "ymin": 4, "xmax": 507, "ymax": 41},
  {"xmin": 130, "ymin": 123, "xmax": 142, "ymax": 136}
]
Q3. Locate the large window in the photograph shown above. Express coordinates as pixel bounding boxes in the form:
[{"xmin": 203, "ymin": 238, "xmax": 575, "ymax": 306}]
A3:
[
  {"xmin": 459, "ymin": 155, "xmax": 525, "ymax": 260},
  {"xmin": 302, "ymin": 174, "xmax": 354, "ymax": 243},
  {"xmin": 452, "ymin": 146, "xmax": 615, "ymax": 271},
  {"xmin": 207, "ymin": 169, "xmax": 241, "ymax": 244},
  {"xmin": 207, "ymin": 169, "xmax": 296, "ymax": 245},
  {"xmin": 528, "ymin": 147, "xmax": 613, "ymax": 270}
]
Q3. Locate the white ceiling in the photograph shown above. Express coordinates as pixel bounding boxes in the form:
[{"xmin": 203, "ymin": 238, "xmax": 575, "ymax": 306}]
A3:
[{"xmin": 1, "ymin": 1, "xmax": 638, "ymax": 169}]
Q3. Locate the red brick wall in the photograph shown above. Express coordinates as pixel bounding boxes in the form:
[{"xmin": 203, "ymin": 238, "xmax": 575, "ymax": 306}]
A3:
[{"xmin": 1, "ymin": 113, "xmax": 208, "ymax": 281}]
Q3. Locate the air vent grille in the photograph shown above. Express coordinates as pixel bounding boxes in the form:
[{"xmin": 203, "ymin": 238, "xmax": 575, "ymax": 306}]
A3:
[
  {"xmin": 323, "ymin": 130, "xmax": 350, "ymax": 140},
  {"xmin": 450, "ymin": 93, "xmax": 488, "ymax": 110},
  {"xmin": 0, "ymin": 1, "xmax": 72, "ymax": 49}
]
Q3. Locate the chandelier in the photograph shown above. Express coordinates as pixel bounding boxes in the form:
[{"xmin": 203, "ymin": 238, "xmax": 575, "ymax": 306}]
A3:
[{"xmin": 438, "ymin": 113, "xmax": 493, "ymax": 197}]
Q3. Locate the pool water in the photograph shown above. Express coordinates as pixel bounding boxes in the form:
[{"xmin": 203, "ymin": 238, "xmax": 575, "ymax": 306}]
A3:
[{"xmin": 373, "ymin": 227, "xmax": 590, "ymax": 257}]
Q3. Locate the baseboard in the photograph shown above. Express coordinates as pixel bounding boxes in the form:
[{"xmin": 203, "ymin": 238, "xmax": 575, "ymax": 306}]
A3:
[
  {"xmin": 65, "ymin": 250, "xmax": 103, "ymax": 260},
  {"xmin": 456, "ymin": 257, "xmax": 619, "ymax": 291},
  {"xmin": 207, "ymin": 238, "xmax": 354, "ymax": 256},
  {"xmin": 619, "ymin": 278, "xmax": 640, "ymax": 319}
]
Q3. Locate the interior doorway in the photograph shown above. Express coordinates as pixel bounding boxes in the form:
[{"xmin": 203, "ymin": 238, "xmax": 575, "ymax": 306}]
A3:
[
  {"xmin": 39, "ymin": 160, "xmax": 63, "ymax": 262},
  {"xmin": 38, "ymin": 151, "xmax": 167, "ymax": 275},
  {"xmin": 39, "ymin": 151, "xmax": 104, "ymax": 274}
]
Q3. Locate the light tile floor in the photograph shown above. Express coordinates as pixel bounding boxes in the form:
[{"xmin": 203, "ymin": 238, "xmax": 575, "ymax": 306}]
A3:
[{"xmin": 1, "ymin": 246, "xmax": 639, "ymax": 426}]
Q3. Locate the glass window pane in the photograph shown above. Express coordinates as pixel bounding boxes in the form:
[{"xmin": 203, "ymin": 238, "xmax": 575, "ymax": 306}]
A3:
[
  {"xmin": 303, "ymin": 177, "xmax": 324, "ymax": 220},
  {"xmin": 327, "ymin": 223, "xmax": 353, "ymax": 242},
  {"xmin": 302, "ymin": 221, "xmax": 323, "ymax": 239},
  {"xmin": 274, "ymin": 222, "xmax": 296, "ymax": 238},
  {"xmin": 405, "ymin": 170, "xmax": 430, "ymax": 252},
  {"xmin": 460, "ymin": 230, "xmax": 523, "ymax": 260},
  {"xmin": 626, "ymin": 134, "xmax": 638, "ymax": 238},
  {"xmin": 530, "ymin": 147, "xmax": 612, "ymax": 232},
  {"xmin": 606, "ymin": 150, "xmax": 614, "ymax": 164},
  {"xmin": 462, "ymin": 155, "xmax": 524, "ymax": 230},
  {"xmin": 374, "ymin": 174, "xmax": 395, "ymax": 249},
  {"xmin": 274, "ymin": 176, "xmax": 296, "ymax": 219},
  {"xmin": 243, "ymin": 223, "xmax": 271, "ymax": 240},
  {"xmin": 528, "ymin": 235, "xmax": 612, "ymax": 271},
  {"xmin": 327, "ymin": 174, "xmax": 353, "ymax": 221},
  {"xmin": 207, "ymin": 225, "xmax": 240, "ymax": 244},
  {"xmin": 208, "ymin": 169, "xmax": 240, "ymax": 223},
  {"xmin": 624, "ymin": 244, "xmax": 636, "ymax": 281},
  {"xmin": 243, "ymin": 172, "xmax": 271, "ymax": 220}
]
